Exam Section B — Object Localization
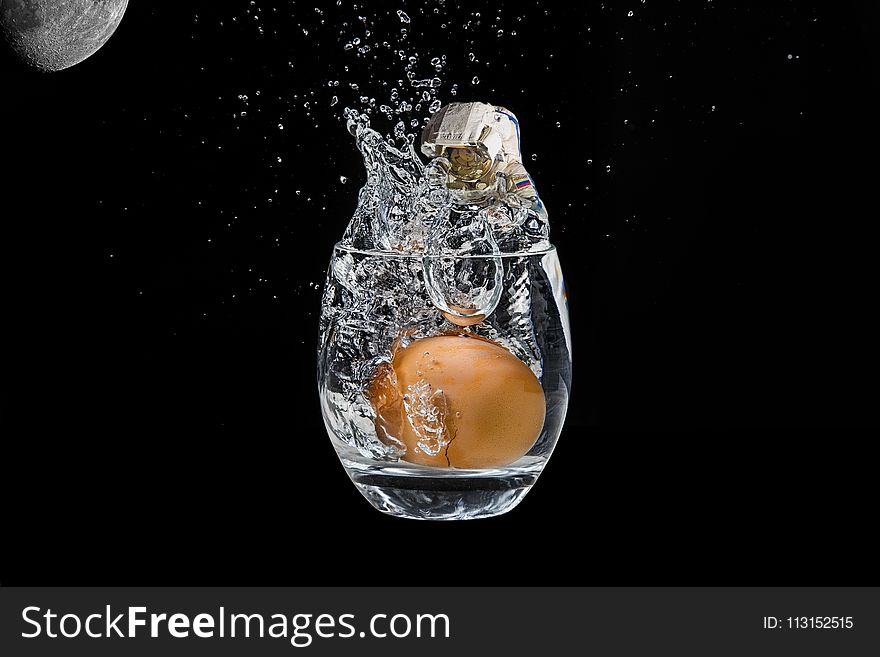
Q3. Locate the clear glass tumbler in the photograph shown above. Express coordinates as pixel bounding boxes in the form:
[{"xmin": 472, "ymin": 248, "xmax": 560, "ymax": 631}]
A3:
[{"xmin": 318, "ymin": 243, "xmax": 572, "ymax": 520}]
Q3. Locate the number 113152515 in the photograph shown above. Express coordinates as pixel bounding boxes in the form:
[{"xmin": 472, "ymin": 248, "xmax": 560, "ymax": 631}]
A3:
[{"xmin": 763, "ymin": 616, "xmax": 854, "ymax": 629}]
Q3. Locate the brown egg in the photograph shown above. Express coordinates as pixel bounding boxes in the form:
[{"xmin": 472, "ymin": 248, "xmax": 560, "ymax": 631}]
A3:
[{"xmin": 367, "ymin": 334, "xmax": 546, "ymax": 469}]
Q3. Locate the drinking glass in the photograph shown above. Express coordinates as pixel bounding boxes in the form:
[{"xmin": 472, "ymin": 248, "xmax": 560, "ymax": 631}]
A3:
[{"xmin": 318, "ymin": 243, "xmax": 571, "ymax": 520}]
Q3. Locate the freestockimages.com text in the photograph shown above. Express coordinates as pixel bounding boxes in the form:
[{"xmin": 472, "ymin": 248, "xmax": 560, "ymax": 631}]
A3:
[{"xmin": 21, "ymin": 606, "xmax": 451, "ymax": 647}]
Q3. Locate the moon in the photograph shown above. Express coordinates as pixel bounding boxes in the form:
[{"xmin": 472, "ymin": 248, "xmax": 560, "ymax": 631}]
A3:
[{"xmin": 1, "ymin": 0, "xmax": 128, "ymax": 72}]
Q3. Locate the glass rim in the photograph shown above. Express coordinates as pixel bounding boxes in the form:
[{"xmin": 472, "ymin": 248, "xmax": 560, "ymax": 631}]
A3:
[{"xmin": 333, "ymin": 242, "xmax": 558, "ymax": 260}]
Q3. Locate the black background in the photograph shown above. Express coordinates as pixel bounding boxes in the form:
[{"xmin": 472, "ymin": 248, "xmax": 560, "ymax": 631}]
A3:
[{"xmin": 2, "ymin": 1, "xmax": 878, "ymax": 584}]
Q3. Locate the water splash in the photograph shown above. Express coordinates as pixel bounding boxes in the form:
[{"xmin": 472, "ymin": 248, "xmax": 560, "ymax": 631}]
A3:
[{"xmin": 402, "ymin": 379, "xmax": 450, "ymax": 456}]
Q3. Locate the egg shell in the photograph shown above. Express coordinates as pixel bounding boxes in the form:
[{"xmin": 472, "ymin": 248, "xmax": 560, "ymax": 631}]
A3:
[{"xmin": 370, "ymin": 334, "xmax": 546, "ymax": 469}]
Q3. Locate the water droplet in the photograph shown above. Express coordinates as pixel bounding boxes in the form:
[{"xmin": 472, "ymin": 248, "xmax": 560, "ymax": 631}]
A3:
[
  {"xmin": 531, "ymin": 153, "xmax": 537, "ymax": 161},
  {"xmin": 628, "ymin": 10, "xmax": 634, "ymax": 17},
  {"xmin": 397, "ymin": 10, "xmax": 411, "ymax": 24},
  {"xmin": 606, "ymin": 164, "xmax": 612, "ymax": 173},
  {"xmin": 330, "ymin": 95, "xmax": 338, "ymax": 106},
  {"xmin": 340, "ymin": 176, "xmax": 348, "ymax": 184}
]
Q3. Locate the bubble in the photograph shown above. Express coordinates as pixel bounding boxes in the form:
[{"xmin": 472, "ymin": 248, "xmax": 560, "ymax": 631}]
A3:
[
  {"xmin": 397, "ymin": 10, "xmax": 411, "ymax": 24},
  {"xmin": 471, "ymin": 76, "xmax": 480, "ymax": 85},
  {"xmin": 340, "ymin": 176, "xmax": 348, "ymax": 184}
]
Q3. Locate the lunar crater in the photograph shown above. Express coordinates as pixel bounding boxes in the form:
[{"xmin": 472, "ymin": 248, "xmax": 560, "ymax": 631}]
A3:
[{"xmin": 1, "ymin": 0, "xmax": 128, "ymax": 71}]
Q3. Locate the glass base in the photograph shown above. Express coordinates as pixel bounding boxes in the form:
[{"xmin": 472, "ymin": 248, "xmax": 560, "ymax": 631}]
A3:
[{"xmin": 350, "ymin": 473, "xmax": 536, "ymax": 520}]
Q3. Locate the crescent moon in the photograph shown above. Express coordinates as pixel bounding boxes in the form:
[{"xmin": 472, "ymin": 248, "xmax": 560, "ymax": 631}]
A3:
[{"xmin": 1, "ymin": 0, "xmax": 129, "ymax": 72}]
